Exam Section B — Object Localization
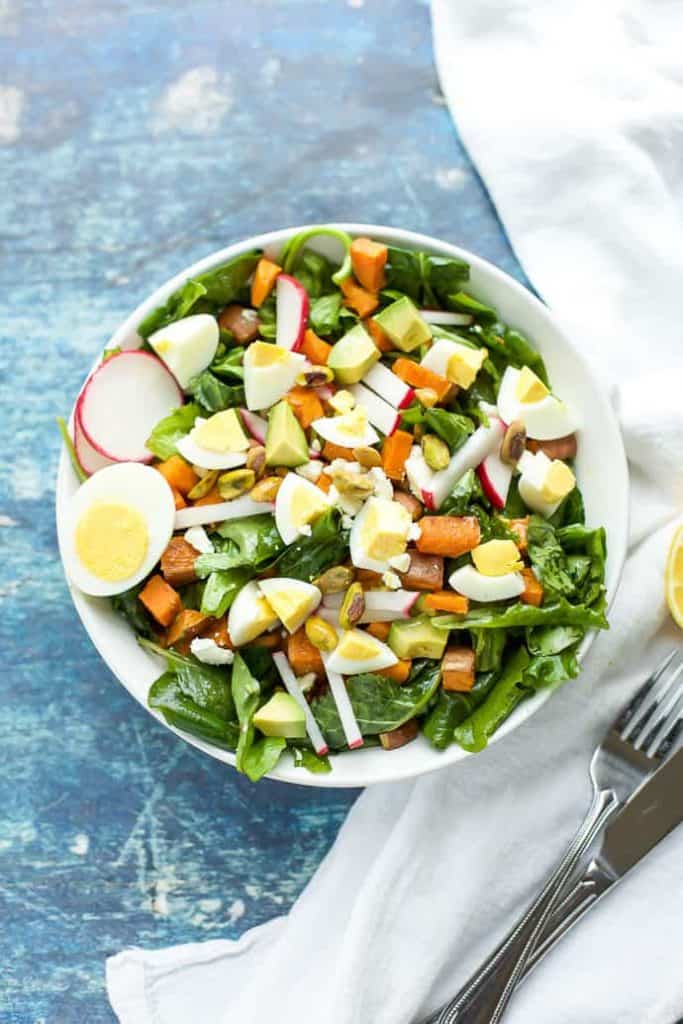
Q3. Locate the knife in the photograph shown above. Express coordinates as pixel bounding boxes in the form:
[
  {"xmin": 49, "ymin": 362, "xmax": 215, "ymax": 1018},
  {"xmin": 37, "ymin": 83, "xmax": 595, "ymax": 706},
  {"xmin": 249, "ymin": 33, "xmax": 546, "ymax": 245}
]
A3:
[{"xmin": 523, "ymin": 739, "xmax": 683, "ymax": 977}]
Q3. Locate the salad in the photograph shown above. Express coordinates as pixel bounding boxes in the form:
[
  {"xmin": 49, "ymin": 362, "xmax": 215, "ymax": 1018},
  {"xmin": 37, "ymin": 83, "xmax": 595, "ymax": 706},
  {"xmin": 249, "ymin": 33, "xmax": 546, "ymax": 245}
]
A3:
[{"xmin": 60, "ymin": 227, "xmax": 608, "ymax": 782}]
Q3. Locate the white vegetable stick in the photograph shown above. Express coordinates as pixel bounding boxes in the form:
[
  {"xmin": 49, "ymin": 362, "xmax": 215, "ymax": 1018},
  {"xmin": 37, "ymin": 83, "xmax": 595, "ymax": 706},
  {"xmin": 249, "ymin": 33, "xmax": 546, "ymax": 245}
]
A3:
[
  {"xmin": 348, "ymin": 382, "xmax": 400, "ymax": 436},
  {"xmin": 361, "ymin": 362, "xmax": 414, "ymax": 410},
  {"xmin": 419, "ymin": 309, "xmax": 474, "ymax": 326},
  {"xmin": 174, "ymin": 496, "xmax": 273, "ymax": 530},
  {"xmin": 272, "ymin": 652, "xmax": 329, "ymax": 757},
  {"xmin": 322, "ymin": 590, "xmax": 419, "ymax": 622},
  {"xmin": 321, "ymin": 655, "xmax": 364, "ymax": 750}
]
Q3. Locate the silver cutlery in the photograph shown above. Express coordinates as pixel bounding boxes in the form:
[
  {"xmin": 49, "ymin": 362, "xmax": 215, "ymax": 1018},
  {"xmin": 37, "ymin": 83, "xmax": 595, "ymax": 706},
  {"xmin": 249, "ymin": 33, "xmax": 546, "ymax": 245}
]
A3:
[{"xmin": 426, "ymin": 649, "xmax": 683, "ymax": 1024}]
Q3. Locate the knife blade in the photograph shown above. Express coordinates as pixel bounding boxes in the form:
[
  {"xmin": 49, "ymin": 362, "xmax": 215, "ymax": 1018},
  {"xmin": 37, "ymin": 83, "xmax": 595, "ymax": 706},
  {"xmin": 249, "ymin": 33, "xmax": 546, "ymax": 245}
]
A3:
[{"xmin": 524, "ymin": 740, "xmax": 683, "ymax": 976}]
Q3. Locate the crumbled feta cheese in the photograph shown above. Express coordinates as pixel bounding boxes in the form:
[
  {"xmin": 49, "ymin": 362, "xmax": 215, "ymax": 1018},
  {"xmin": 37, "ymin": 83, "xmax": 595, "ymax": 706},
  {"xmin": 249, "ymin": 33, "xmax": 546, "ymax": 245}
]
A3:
[
  {"xmin": 388, "ymin": 552, "xmax": 411, "ymax": 573},
  {"xmin": 328, "ymin": 458, "xmax": 361, "ymax": 476},
  {"xmin": 190, "ymin": 638, "xmax": 235, "ymax": 666},
  {"xmin": 184, "ymin": 525, "xmax": 214, "ymax": 554},
  {"xmin": 341, "ymin": 514, "xmax": 355, "ymax": 530},
  {"xmin": 299, "ymin": 524, "xmax": 313, "ymax": 537},
  {"xmin": 310, "ymin": 438, "xmax": 322, "ymax": 453},
  {"xmin": 408, "ymin": 522, "xmax": 422, "ymax": 542},
  {"xmin": 329, "ymin": 389, "xmax": 356, "ymax": 414},
  {"xmin": 381, "ymin": 571, "xmax": 402, "ymax": 590},
  {"xmin": 297, "ymin": 672, "xmax": 317, "ymax": 694},
  {"xmin": 329, "ymin": 484, "xmax": 364, "ymax": 517},
  {"xmin": 367, "ymin": 466, "xmax": 393, "ymax": 500},
  {"xmin": 295, "ymin": 460, "xmax": 323, "ymax": 482}
]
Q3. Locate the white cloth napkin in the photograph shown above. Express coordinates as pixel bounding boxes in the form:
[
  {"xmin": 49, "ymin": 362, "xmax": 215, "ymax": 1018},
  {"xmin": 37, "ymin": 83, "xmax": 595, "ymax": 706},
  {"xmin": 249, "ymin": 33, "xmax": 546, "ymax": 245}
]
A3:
[{"xmin": 107, "ymin": 3, "xmax": 683, "ymax": 1020}]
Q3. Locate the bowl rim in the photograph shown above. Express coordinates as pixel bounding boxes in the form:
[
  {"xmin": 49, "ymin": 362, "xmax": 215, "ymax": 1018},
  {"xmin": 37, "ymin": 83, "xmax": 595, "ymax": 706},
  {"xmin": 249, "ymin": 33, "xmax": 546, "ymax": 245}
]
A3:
[{"xmin": 55, "ymin": 222, "xmax": 629, "ymax": 788}]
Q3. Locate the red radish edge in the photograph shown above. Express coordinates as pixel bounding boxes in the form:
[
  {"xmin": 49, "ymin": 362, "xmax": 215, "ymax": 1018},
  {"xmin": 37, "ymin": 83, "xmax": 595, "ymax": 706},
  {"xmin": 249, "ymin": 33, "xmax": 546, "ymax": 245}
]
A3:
[
  {"xmin": 477, "ymin": 463, "xmax": 504, "ymax": 509},
  {"xmin": 276, "ymin": 274, "xmax": 309, "ymax": 352},
  {"xmin": 77, "ymin": 350, "xmax": 183, "ymax": 463},
  {"xmin": 398, "ymin": 388, "xmax": 415, "ymax": 410},
  {"xmin": 74, "ymin": 408, "xmax": 115, "ymax": 476},
  {"xmin": 240, "ymin": 408, "xmax": 267, "ymax": 445}
]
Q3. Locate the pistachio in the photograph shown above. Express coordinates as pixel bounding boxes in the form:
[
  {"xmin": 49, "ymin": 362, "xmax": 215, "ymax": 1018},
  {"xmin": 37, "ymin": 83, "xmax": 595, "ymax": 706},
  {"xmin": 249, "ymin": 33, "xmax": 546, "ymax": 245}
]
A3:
[
  {"xmin": 501, "ymin": 419, "xmax": 527, "ymax": 465},
  {"xmin": 415, "ymin": 387, "xmax": 439, "ymax": 408},
  {"xmin": 305, "ymin": 615, "xmax": 338, "ymax": 652},
  {"xmin": 217, "ymin": 468, "xmax": 256, "ymax": 500},
  {"xmin": 246, "ymin": 444, "xmax": 267, "ymax": 478},
  {"xmin": 296, "ymin": 366, "xmax": 335, "ymax": 388},
  {"xmin": 187, "ymin": 470, "xmax": 219, "ymax": 501},
  {"xmin": 315, "ymin": 565, "xmax": 355, "ymax": 594},
  {"xmin": 422, "ymin": 433, "xmax": 450, "ymax": 471},
  {"xmin": 249, "ymin": 475, "xmax": 282, "ymax": 502},
  {"xmin": 353, "ymin": 445, "xmax": 382, "ymax": 468},
  {"xmin": 331, "ymin": 467, "xmax": 375, "ymax": 500},
  {"xmin": 339, "ymin": 582, "xmax": 365, "ymax": 629}
]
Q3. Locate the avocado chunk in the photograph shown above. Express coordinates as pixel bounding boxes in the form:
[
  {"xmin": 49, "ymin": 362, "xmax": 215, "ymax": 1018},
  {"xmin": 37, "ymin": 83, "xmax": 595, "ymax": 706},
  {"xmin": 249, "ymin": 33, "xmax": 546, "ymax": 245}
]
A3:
[
  {"xmin": 388, "ymin": 615, "xmax": 448, "ymax": 660},
  {"xmin": 374, "ymin": 296, "xmax": 431, "ymax": 352},
  {"xmin": 265, "ymin": 400, "xmax": 309, "ymax": 468},
  {"xmin": 253, "ymin": 691, "xmax": 306, "ymax": 739},
  {"xmin": 327, "ymin": 323, "xmax": 380, "ymax": 385}
]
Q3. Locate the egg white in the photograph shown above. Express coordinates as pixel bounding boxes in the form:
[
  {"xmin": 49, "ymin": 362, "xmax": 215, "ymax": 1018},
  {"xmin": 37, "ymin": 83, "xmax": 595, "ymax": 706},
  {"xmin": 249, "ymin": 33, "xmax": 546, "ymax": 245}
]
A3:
[
  {"xmin": 497, "ymin": 366, "xmax": 577, "ymax": 440},
  {"xmin": 274, "ymin": 472, "xmax": 331, "ymax": 545},
  {"xmin": 311, "ymin": 412, "xmax": 379, "ymax": 449},
  {"xmin": 148, "ymin": 314, "xmax": 219, "ymax": 389},
  {"xmin": 325, "ymin": 629, "xmax": 398, "ymax": 675},
  {"xmin": 64, "ymin": 462, "xmax": 176, "ymax": 597}
]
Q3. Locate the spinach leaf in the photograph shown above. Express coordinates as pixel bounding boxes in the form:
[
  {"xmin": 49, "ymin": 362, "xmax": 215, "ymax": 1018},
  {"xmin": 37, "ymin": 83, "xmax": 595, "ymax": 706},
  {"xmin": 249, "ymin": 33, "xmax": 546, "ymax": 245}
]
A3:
[
  {"xmin": 196, "ymin": 515, "xmax": 283, "ymax": 576},
  {"xmin": 200, "ymin": 567, "xmax": 253, "ymax": 617},
  {"xmin": 186, "ymin": 371, "xmax": 245, "ymax": 413},
  {"xmin": 524, "ymin": 648, "xmax": 580, "ymax": 688},
  {"xmin": 566, "ymin": 555, "xmax": 592, "ymax": 590},
  {"xmin": 209, "ymin": 346, "xmax": 244, "ymax": 381},
  {"xmin": 423, "ymin": 408, "xmax": 474, "ymax": 453},
  {"xmin": 138, "ymin": 279, "xmax": 208, "ymax": 339},
  {"xmin": 292, "ymin": 249, "xmax": 334, "ymax": 298},
  {"xmin": 558, "ymin": 525, "xmax": 607, "ymax": 609},
  {"xmin": 111, "ymin": 583, "xmax": 154, "ymax": 638},
  {"xmin": 454, "ymin": 646, "xmax": 532, "ymax": 752},
  {"xmin": 312, "ymin": 659, "xmax": 441, "ymax": 749},
  {"xmin": 423, "ymin": 669, "xmax": 499, "ymax": 750},
  {"xmin": 385, "ymin": 246, "xmax": 423, "ymax": 302},
  {"xmin": 290, "ymin": 746, "xmax": 332, "ymax": 774},
  {"xmin": 440, "ymin": 468, "xmax": 483, "ymax": 515},
  {"xmin": 140, "ymin": 639, "xmax": 234, "ymax": 719},
  {"xmin": 241, "ymin": 737, "xmax": 287, "ymax": 782},
  {"xmin": 194, "ymin": 252, "xmax": 260, "ymax": 304},
  {"xmin": 231, "ymin": 652, "xmax": 284, "ymax": 781},
  {"xmin": 471, "ymin": 628, "xmax": 506, "ymax": 672},
  {"xmin": 433, "ymin": 598, "xmax": 608, "ymax": 631},
  {"xmin": 309, "ymin": 293, "xmax": 343, "ymax": 336},
  {"xmin": 148, "ymin": 672, "xmax": 239, "ymax": 750},
  {"xmin": 275, "ymin": 509, "xmax": 349, "ymax": 582},
  {"xmin": 526, "ymin": 624, "xmax": 584, "ymax": 656},
  {"xmin": 503, "ymin": 476, "xmax": 527, "ymax": 518},
  {"xmin": 472, "ymin": 324, "xmax": 548, "ymax": 385},
  {"xmin": 428, "ymin": 256, "xmax": 470, "ymax": 306},
  {"xmin": 446, "ymin": 291, "xmax": 496, "ymax": 324},
  {"xmin": 385, "ymin": 246, "xmax": 469, "ymax": 306},
  {"xmin": 527, "ymin": 516, "xmax": 576, "ymax": 599},
  {"xmin": 257, "ymin": 296, "xmax": 277, "ymax": 340},
  {"xmin": 550, "ymin": 484, "xmax": 585, "ymax": 528},
  {"xmin": 145, "ymin": 403, "xmax": 200, "ymax": 460}
]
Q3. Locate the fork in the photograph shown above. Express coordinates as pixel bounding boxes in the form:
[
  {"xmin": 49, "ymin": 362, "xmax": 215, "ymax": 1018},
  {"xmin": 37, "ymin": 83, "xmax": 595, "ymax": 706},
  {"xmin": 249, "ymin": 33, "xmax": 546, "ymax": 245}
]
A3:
[{"xmin": 426, "ymin": 649, "xmax": 683, "ymax": 1024}]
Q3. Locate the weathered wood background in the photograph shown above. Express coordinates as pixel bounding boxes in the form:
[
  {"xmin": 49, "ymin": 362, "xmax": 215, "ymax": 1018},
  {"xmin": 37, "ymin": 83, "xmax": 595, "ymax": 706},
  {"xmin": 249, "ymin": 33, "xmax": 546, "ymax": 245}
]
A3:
[{"xmin": 0, "ymin": 1, "xmax": 522, "ymax": 1019}]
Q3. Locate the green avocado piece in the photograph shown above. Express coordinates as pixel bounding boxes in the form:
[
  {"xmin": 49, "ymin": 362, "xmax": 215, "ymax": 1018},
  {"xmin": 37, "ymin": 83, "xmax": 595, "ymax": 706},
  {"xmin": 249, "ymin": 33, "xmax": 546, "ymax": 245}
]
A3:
[
  {"xmin": 253, "ymin": 691, "xmax": 306, "ymax": 739},
  {"xmin": 265, "ymin": 400, "xmax": 309, "ymax": 468},
  {"xmin": 388, "ymin": 615, "xmax": 448, "ymax": 660},
  {"xmin": 327, "ymin": 323, "xmax": 380, "ymax": 384},
  {"xmin": 374, "ymin": 296, "xmax": 431, "ymax": 352}
]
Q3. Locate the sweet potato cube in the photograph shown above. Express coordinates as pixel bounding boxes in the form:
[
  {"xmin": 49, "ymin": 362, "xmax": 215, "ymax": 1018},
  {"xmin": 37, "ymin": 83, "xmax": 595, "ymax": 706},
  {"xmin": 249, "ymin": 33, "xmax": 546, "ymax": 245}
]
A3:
[
  {"xmin": 166, "ymin": 609, "xmax": 213, "ymax": 648},
  {"xmin": 398, "ymin": 551, "xmax": 444, "ymax": 591},
  {"xmin": 139, "ymin": 575, "xmax": 182, "ymax": 628},
  {"xmin": 160, "ymin": 537, "xmax": 200, "ymax": 587},
  {"xmin": 442, "ymin": 647, "xmax": 476, "ymax": 692},
  {"xmin": 520, "ymin": 567, "xmax": 544, "ymax": 606},
  {"xmin": 379, "ymin": 718, "xmax": 419, "ymax": 750}
]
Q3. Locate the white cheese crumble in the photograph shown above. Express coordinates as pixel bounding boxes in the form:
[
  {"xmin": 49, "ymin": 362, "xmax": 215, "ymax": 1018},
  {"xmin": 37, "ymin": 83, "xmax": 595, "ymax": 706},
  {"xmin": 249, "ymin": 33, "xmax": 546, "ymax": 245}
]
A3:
[
  {"xmin": 190, "ymin": 638, "xmax": 235, "ymax": 666},
  {"xmin": 388, "ymin": 552, "xmax": 411, "ymax": 573},
  {"xmin": 408, "ymin": 522, "xmax": 422, "ymax": 542},
  {"xmin": 184, "ymin": 525, "xmax": 214, "ymax": 554},
  {"xmin": 368, "ymin": 466, "xmax": 393, "ymax": 500},
  {"xmin": 295, "ymin": 460, "xmax": 323, "ymax": 482}
]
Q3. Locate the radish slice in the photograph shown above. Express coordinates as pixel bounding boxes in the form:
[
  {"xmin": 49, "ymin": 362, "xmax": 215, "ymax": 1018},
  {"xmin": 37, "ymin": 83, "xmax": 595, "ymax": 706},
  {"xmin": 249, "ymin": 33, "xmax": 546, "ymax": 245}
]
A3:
[
  {"xmin": 73, "ymin": 409, "xmax": 115, "ymax": 475},
  {"xmin": 272, "ymin": 652, "xmax": 329, "ymax": 757},
  {"xmin": 362, "ymin": 362, "xmax": 414, "ymax": 410},
  {"xmin": 477, "ymin": 449, "xmax": 513, "ymax": 509},
  {"xmin": 174, "ymin": 496, "xmax": 274, "ymax": 530},
  {"xmin": 321, "ymin": 657, "xmax": 363, "ymax": 750},
  {"xmin": 422, "ymin": 417, "xmax": 505, "ymax": 510},
  {"xmin": 276, "ymin": 274, "xmax": 309, "ymax": 351},
  {"xmin": 349, "ymin": 383, "xmax": 400, "ymax": 436},
  {"xmin": 323, "ymin": 590, "xmax": 419, "ymax": 622},
  {"xmin": 420, "ymin": 309, "xmax": 474, "ymax": 327},
  {"xmin": 239, "ymin": 408, "xmax": 268, "ymax": 445},
  {"xmin": 77, "ymin": 351, "xmax": 183, "ymax": 463}
]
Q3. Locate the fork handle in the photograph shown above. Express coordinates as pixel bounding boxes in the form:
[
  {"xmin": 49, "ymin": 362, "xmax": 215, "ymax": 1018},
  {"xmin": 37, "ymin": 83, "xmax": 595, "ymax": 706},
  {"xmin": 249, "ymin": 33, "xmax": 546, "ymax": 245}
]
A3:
[{"xmin": 430, "ymin": 788, "xmax": 619, "ymax": 1024}]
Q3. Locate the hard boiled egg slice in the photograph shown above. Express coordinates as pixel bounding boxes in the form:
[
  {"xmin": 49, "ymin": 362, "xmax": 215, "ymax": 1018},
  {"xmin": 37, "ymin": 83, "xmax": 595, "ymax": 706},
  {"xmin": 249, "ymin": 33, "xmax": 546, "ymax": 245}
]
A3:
[
  {"xmin": 274, "ymin": 472, "xmax": 331, "ymax": 544},
  {"xmin": 64, "ymin": 462, "xmax": 175, "ymax": 597},
  {"xmin": 176, "ymin": 409, "xmax": 249, "ymax": 470},
  {"xmin": 227, "ymin": 580, "xmax": 279, "ymax": 647},
  {"xmin": 311, "ymin": 407, "xmax": 379, "ymax": 449},
  {"xmin": 258, "ymin": 578, "xmax": 321, "ymax": 633},
  {"xmin": 497, "ymin": 366, "xmax": 578, "ymax": 440},
  {"xmin": 517, "ymin": 450, "xmax": 576, "ymax": 518},
  {"xmin": 421, "ymin": 338, "xmax": 487, "ymax": 389},
  {"xmin": 349, "ymin": 496, "xmax": 412, "ymax": 573},
  {"xmin": 325, "ymin": 628, "xmax": 398, "ymax": 675},
  {"xmin": 148, "ymin": 314, "xmax": 219, "ymax": 389},
  {"xmin": 243, "ymin": 341, "xmax": 306, "ymax": 411},
  {"xmin": 449, "ymin": 564, "xmax": 524, "ymax": 602}
]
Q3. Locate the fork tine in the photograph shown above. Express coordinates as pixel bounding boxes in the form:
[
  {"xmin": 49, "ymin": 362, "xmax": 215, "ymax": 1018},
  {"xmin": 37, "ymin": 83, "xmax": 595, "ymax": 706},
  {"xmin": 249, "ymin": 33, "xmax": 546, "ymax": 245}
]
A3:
[
  {"xmin": 629, "ymin": 660, "xmax": 683, "ymax": 750},
  {"xmin": 641, "ymin": 678, "xmax": 683, "ymax": 759},
  {"xmin": 618, "ymin": 650, "xmax": 679, "ymax": 741}
]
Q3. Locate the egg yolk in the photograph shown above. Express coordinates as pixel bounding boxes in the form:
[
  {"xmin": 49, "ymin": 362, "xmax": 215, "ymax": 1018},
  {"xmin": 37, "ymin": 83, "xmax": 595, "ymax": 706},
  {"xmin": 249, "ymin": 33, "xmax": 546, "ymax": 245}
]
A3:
[
  {"xmin": 290, "ymin": 487, "xmax": 328, "ymax": 528},
  {"xmin": 192, "ymin": 409, "xmax": 249, "ymax": 453},
  {"xmin": 336, "ymin": 630, "xmax": 380, "ymax": 661},
  {"xmin": 75, "ymin": 502, "xmax": 148, "ymax": 581},
  {"xmin": 250, "ymin": 341, "xmax": 289, "ymax": 367}
]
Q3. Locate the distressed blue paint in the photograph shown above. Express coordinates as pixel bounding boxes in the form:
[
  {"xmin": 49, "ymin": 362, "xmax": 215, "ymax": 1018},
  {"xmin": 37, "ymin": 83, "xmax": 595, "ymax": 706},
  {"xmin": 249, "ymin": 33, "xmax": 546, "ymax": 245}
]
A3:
[{"xmin": 0, "ymin": 2, "xmax": 525, "ymax": 1021}]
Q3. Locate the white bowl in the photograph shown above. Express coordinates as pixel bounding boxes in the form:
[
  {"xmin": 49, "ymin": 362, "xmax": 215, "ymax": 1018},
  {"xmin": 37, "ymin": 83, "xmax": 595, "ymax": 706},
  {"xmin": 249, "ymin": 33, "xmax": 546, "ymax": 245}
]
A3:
[{"xmin": 55, "ymin": 224, "xmax": 629, "ymax": 788}]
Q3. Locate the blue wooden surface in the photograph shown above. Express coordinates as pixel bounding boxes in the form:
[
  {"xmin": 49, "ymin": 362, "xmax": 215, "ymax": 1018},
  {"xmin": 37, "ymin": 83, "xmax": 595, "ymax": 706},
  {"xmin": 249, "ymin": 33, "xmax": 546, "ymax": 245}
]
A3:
[{"xmin": 1, "ymin": 2, "xmax": 524, "ymax": 1020}]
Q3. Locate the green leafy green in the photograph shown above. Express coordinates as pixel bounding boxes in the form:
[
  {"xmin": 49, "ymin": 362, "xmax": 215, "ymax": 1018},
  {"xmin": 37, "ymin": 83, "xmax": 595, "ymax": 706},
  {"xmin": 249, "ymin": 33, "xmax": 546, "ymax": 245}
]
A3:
[
  {"xmin": 282, "ymin": 227, "xmax": 353, "ymax": 285},
  {"xmin": 312, "ymin": 659, "xmax": 441, "ymax": 750},
  {"xmin": 527, "ymin": 516, "xmax": 576, "ymax": 599},
  {"xmin": 200, "ymin": 567, "xmax": 253, "ymax": 618},
  {"xmin": 428, "ymin": 256, "xmax": 470, "ymax": 306},
  {"xmin": 145, "ymin": 403, "xmax": 200, "ymax": 460},
  {"xmin": 524, "ymin": 649, "xmax": 580, "ymax": 688},
  {"xmin": 209, "ymin": 346, "xmax": 244, "ymax": 381},
  {"xmin": 454, "ymin": 646, "xmax": 532, "ymax": 752},
  {"xmin": 186, "ymin": 371, "xmax": 245, "ymax": 413},
  {"xmin": 275, "ymin": 509, "xmax": 349, "ymax": 582},
  {"xmin": 503, "ymin": 477, "xmax": 527, "ymax": 518},
  {"xmin": 194, "ymin": 252, "xmax": 261, "ymax": 304},
  {"xmin": 290, "ymin": 746, "xmax": 332, "ymax": 774},
  {"xmin": 558, "ymin": 524, "xmax": 607, "ymax": 608},
  {"xmin": 111, "ymin": 583, "xmax": 154, "ymax": 638},
  {"xmin": 292, "ymin": 249, "xmax": 334, "ymax": 298},
  {"xmin": 434, "ymin": 598, "xmax": 608, "ymax": 632},
  {"xmin": 550, "ymin": 485, "xmax": 585, "ymax": 528},
  {"xmin": 423, "ymin": 408, "xmax": 475, "ymax": 452},
  {"xmin": 196, "ymin": 515, "xmax": 283, "ymax": 577},
  {"xmin": 423, "ymin": 670, "xmax": 499, "ymax": 750},
  {"xmin": 140, "ymin": 639, "xmax": 234, "ymax": 719},
  {"xmin": 471, "ymin": 629, "xmax": 506, "ymax": 672},
  {"xmin": 446, "ymin": 291, "xmax": 496, "ymax": 324},
  {"xmin": 56, "ymin": 416, "xmax": 87, "ymax": 483},
  {"xmin": 440, "ymin": 468, "xmax": 483, "ymax": 515},
  {"xmin": 148, "ymin": 673, "xmax": 239, "ymax": 750},
  {"xmin": 309, "ymin": 293, "xmax": 343, "ymax": 336},
  {"xmin": 138, "ymin": 280, "xmax": 208, "ymax": 339},
  {"xmin": 384, "ymin": 247, "xmax": 469, "ymax": 306},
  {"xmin": 231, "ymin": 652, "xmax": 284, "ymax": 781},
  {"xmin": 526, "ymin": 624, "xmax": 583, "ymax": 656},
  {"xmin": 256, "ymin": 296, "xmax": 277, "ymax": 339},
  {"xmin": 241, "ymin": 737, "xmax": 287, "ymax": 782}
]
